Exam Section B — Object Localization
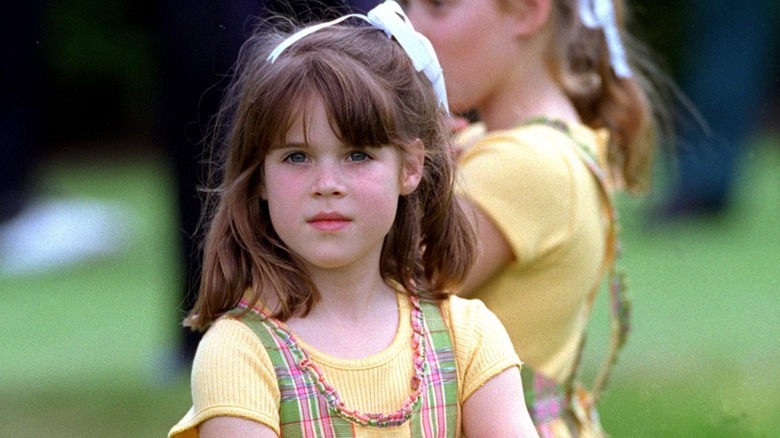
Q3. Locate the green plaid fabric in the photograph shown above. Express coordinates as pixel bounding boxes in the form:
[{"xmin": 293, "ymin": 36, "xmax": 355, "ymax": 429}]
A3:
[{"xmin": 235, "ymin": 297, "xmax": 458, "ymax": 437}]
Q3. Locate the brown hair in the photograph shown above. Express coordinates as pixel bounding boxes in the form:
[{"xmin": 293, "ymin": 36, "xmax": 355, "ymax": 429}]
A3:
[
  {"xmin": 185, "ymin": 19, "xmax": 476, "ymax": 330},
  {"xmin": 543, "ymin": 0, "xmax": 671, "ymax": 193}
]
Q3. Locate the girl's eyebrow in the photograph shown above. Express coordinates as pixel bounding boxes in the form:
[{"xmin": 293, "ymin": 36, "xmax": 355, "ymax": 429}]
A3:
[
  {"xmin": 271, "ymin": 142, "xmax": 309, "ymax": 150},
  {"xmin": 276, "ymin": 141, "xmax": 376, "ymax": 150}
]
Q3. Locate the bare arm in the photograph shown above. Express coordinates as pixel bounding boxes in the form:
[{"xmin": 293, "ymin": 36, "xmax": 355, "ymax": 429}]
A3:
[
  {"xmin": 458, "ymin": 198, "xmax": 514, "ymax": 296},
  {"xmin": 461, "ymin": 367, "xmax": 539, "ymax": 438},
  {"xmin": 200, "ymin": 417, "xmax": 277, "ymax": 438}
]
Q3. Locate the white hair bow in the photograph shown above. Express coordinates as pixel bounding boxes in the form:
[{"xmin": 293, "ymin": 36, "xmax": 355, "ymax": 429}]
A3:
[
  {"xmin": 578, "ymin": 0, "xmax": 632, "ymax": 78},
  {"xmin": 267, "ymin": 0, "xmax": 449, "ymax": 112}
]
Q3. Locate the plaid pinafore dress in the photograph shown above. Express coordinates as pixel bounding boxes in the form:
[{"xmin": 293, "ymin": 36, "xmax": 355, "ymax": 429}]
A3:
[{"xmin": 233, "ymin": 296, "xmax": 459, "ymax": 437}]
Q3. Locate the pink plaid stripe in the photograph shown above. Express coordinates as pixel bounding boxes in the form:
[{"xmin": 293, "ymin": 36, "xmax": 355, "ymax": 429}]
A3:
[{"xmin": 415, "ymin": 300, "xmax": 458, "ymax": 437}]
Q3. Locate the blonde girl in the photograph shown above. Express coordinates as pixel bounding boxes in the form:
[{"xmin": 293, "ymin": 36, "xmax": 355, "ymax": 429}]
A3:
[{"xmin": 404, "ymin": 0, "xmax": 668, "ymax": 435}]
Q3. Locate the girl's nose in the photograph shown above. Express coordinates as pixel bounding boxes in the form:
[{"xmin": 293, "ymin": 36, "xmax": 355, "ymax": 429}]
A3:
[{"xmin": 312, "ymin": 163, "xmax": 345, "ymax": 198}]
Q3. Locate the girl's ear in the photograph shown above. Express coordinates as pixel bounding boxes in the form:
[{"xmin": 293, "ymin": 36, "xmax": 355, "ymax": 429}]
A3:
[
  {"xmin": 400, "ymin": 138, "xmax": 425, "ymax": 195},
  {"xmin": 511, "ymin": 0, "xmax": 553, "ymax": 37}
]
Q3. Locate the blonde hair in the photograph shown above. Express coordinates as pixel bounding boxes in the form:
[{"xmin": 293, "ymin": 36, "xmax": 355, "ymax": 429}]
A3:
[
  {"xmin": 186, "ymin": 20, "xmax": 476, "ymax": 330},
  {"xmin": 544, "ymin": 0, "xmax": 670, "ymax": 193}
]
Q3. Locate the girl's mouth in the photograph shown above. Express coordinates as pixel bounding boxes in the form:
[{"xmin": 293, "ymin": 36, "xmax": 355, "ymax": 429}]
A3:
[{"xmin": 308, "ymin": 212, "xmax": 351, "ymax": 231}]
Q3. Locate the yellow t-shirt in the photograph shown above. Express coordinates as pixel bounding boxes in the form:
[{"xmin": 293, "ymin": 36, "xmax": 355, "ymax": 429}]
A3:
[
  {"xmin": 169, "ymin": 294, "xmax": 520, "ymax": 437},
  {"xmin": 456, "ymin": 122, "xmax": 611, "ymax": 383}
]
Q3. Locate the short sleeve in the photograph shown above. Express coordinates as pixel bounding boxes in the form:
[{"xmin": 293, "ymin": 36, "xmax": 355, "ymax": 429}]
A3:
[
  {"xmin": 456, "ymin": 130, "xmax": 576, "ymax": 265},
  {"xmin": 443, "ymin": 296, "xmax": 522, "ymax": 402},
  {"xmin": 168, "ymin": 318, "xmax": 280, "ymax": 438}
]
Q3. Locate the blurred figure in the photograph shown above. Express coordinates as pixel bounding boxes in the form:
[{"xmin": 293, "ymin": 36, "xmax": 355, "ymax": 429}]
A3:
[
  {"xmin": 0, "ymin": 1, "xmax": 42, "ymax": 226},
  {"xmin": 660, "ymin": 0, "xmax": 779, "ymax": 218},
  {"xmin": 0, "ymin": 1, "xmax": 130, "ymax": 276},
  {"xmin": 404, "ymin": 0, "xmax": 672, "ymax": 435}
]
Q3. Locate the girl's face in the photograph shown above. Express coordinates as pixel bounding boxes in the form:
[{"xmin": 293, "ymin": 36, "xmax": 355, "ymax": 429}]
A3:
[
  {"xmin": 403, "ymin": 0, "xmax": 520, "ymax": 114},
  {"xmin": 261, "ymin": 96, "xmax": 422, "ymax": 275}
]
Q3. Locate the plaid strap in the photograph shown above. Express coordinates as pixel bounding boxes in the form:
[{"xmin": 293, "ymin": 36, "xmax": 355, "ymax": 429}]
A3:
[
  {"xmin": 414, "ymin": 299, "xmax": 459, "ymax": 437},
  {"xmin": 234, "ymin": 296, "xmax": 458, "ymax": 437},
  {"xmin": 517, "ymin": 118, "xmax": 631, "ymax": 436}
]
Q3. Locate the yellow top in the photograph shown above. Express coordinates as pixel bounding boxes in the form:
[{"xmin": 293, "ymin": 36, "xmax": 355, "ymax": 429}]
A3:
[
  {"xmin": 456, "ymin": 122, "xmax": 611, "ymax": 383},
  {"xmin": 169, "ymin": 294, "xmax": 520, "ymax": 437}
]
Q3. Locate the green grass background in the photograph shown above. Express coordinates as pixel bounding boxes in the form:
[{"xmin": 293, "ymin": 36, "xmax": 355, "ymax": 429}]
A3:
[{"xmin": 1, "ymin": 137, "xmax": 778, "ymax": 437}]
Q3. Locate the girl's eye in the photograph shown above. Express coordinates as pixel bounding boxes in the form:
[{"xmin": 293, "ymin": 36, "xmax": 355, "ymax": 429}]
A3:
[
  {"xmin": 348, "ymin": 151, "xmax": 370, "ymax": 162},
  {"xmin": 284, "ymin": 152, "xmax": 307, "ymax": 163},
  {"xmin": 426, "ymin": 0, "xmax": 449, "ymax": 12}
]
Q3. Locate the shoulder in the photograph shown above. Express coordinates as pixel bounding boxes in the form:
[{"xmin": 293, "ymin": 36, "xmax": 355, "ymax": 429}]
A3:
[
  {"xmin": 440, "ymin": 295, "xmax": 506, "ymax": 343},
  {"xmin": 440, "ymin": 294, "xmax": 489, "ymax": 322},
  {"xmin": 455, "ymin": 124, "xmax": 594, "ymax": 261},
  {"xmin": 439, "ymin": 296, "xmax": 521, "ymax": 400},
  {"xmin": 461, "ymin": 124, "xmax": 573, "ymax": 163},
  {"xmin": 195, "ymin": 316, "xmax": 271, "ymax": 373},
  {"xmin": 193, "ymin": 315, "xmax": 278, "ymax": 385},
  {"xmin": 457, "ymin": 123, "xmax": 584, "ymax": 197},
  {"xmin": 181, "ymin": 316, "xmax": 280, "ymax": 435}
]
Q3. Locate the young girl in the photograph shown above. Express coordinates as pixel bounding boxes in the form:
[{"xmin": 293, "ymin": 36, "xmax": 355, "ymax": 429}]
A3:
[
  {"xmin": 168, "ymin": 2, "xmax": 538, "ymax": 437},
  {"xmin": 404, "ymin": 0, "xmax": 669, "ymax": 436}
]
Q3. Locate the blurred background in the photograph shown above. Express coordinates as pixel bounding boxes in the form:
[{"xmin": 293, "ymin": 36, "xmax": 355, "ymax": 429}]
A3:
[{"xmin": 0, "ymin": 0, "xmax": 778, "ymax": 436}]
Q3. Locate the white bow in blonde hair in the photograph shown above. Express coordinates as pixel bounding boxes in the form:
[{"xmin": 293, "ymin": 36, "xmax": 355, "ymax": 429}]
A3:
[{"xmin": 578, "ymin": 0, "xmax": 632, "ymax": 78}]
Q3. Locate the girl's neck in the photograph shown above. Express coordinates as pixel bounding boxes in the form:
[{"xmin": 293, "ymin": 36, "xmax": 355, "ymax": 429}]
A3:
[
  {"xmin": 309, "ymin": 272, "xmax": 397, "ymax": 322},
  {"xmin": 285, "ymin": 272, "xmax": 401, "ymax": 359},
  {"xmin": 478, "ymin": 51, "xmax": 580, "ymax": 131},
  {"xmin": 257, "ymin": 260, "xmax": 397, "ymax": 323}
]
